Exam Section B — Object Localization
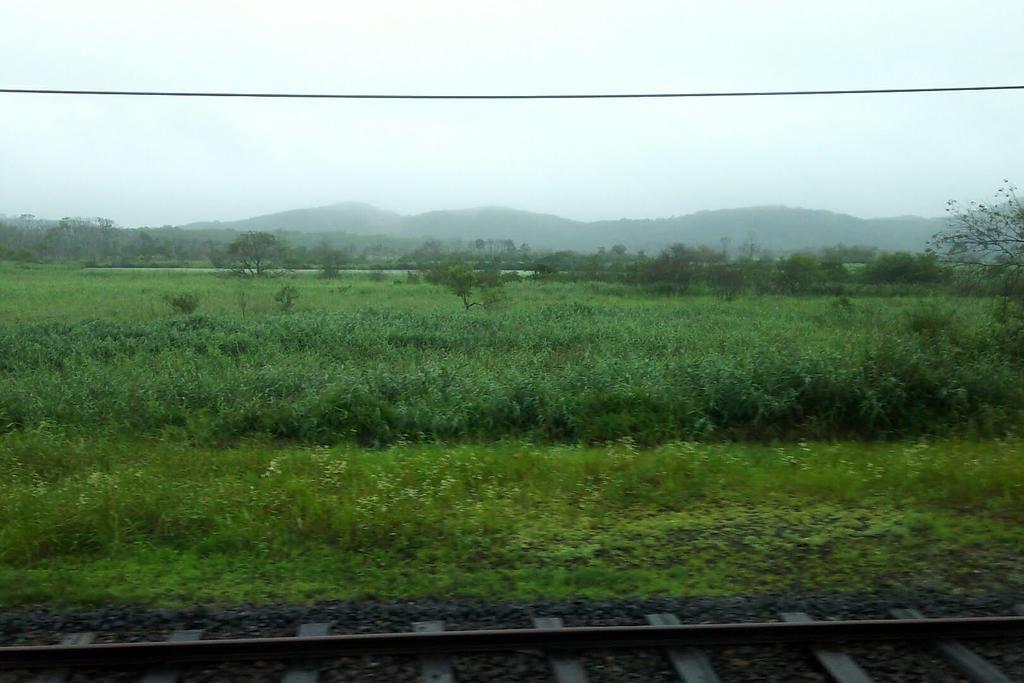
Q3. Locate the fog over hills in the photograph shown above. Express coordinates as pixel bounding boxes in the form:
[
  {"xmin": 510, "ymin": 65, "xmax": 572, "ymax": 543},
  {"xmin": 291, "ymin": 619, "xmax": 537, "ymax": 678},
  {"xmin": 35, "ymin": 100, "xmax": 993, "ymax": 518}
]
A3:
[{"xmin": 180, "ymin": 203, "xmax": 946, "ymax": 253}]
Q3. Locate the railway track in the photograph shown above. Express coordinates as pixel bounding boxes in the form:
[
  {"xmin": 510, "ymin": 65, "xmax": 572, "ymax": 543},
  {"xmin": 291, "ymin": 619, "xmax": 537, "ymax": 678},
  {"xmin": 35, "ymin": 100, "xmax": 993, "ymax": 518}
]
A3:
[{"xmin": 2, "ymin": 606, "xmax": 1023, "ymax": 682}]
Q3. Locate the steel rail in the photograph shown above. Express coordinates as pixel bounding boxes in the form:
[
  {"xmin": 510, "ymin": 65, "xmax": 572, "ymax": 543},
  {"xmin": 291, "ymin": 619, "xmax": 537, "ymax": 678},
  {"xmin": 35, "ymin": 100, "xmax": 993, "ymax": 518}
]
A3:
[{"xmin": 3, "ymin": 617, "xmax": 1023, "ymax": 669}]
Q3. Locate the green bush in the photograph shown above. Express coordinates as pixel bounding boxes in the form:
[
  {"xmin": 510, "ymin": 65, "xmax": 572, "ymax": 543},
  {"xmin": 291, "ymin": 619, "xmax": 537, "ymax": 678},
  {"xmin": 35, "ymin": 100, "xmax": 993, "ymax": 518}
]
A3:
[
  {"xmin": 904, "ymin": 304, "xmax": 958, "ymax": 341},
  {"xmin": 274, "ymin": 285, "xmax": 299, "ymax": 312},
  {"xmin": 862, "ymin": 252, "xmax": 945, "ymax": 285},
  {"xmin": 162, "ymin": 293, "xmax": 200, "ymax": 314},
  {"xmin": 773, "ymin": 254, "xmax": 826, "ymax": 294}
]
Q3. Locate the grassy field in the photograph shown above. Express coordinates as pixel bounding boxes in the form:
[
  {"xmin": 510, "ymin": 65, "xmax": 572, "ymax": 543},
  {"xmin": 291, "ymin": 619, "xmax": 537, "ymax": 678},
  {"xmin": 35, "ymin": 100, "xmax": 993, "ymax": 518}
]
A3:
[
  {"xmin": 2, "ymin": 434, "xmax": 1023, "ymax": 606},
  {"xmin": 1, "ymin": 264, "xmax": 1022, "ymax": 446},
  {"xmin": 0, "ymin": 264, "xmax": 1022, "ymax": 606}
]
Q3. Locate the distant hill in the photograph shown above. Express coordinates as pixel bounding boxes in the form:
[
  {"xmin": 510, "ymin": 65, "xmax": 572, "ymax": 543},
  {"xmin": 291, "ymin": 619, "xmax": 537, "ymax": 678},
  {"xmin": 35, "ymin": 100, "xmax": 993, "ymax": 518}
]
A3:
[
  {"xmin": 405, "ymin": 207, "xmax": 582, "ymax": 247},
  {"xmin": 178, "ymin": 203, "xmax": 946, "ymax": 253},
  {"xmin": 182, "ymin": 202, "xmax": 405, "ymax": 236},
  {"xmin": 586, "ymin": 206, "xmax": 945, "ymax": 253}
]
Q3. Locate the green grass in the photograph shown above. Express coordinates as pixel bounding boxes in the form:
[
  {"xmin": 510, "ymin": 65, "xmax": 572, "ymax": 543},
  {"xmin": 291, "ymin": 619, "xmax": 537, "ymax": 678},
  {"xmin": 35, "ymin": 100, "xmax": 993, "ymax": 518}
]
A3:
[
  {"xmin": 0, "ymin": 263, "xmax": 449, "ymax": 321},
  {"xmin": 2, "ymin": 264, "xmax": 1022, "ymax": 606},
  {"xmin": 2, "ymin": 434, "xmax": 1023, "ymax": 606},
  {"xmin": 1, "ymin": 264, "xmax": 1022, "ymax": 445}
]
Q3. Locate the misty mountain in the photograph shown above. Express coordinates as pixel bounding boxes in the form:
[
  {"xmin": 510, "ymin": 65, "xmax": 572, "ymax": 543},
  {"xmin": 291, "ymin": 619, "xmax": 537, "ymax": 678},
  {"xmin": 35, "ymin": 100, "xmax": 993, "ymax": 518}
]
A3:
[
  {"xmin": 178, "ymin": 203, "xmax": 947, "ymax": 253},
  {"xmin": 587, "ymin": 207, "xmax": 946, "ymax": 253},
  {"xmin": 182, "ymin": 202, "xmax": 406, "ymax": 236},
  {"xmin": 405, "ymin": 207, "xmax": 582, "ymax": 246}
]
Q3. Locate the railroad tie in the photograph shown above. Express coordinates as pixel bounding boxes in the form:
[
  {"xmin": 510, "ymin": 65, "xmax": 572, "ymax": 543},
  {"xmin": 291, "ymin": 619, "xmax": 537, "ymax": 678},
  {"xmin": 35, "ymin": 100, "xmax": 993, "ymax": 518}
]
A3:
[
  {"xmin": 890, "ymin": 608, "xmax": 1011, "ymax": 683},
  {"xmin": 42, "ymin": 632, "xmax": 95, "ymax": 683},
  {"xmin": 413, "ymin": 620, "xmax": 457, "ymax": 683},
  {"xmin": 644, "ymin": 613, "xmax": 720, "ymax": 683},
  {"xmin": 532, "ymin": 617, "xmax": 588, "ymax": 683},
  {"xmin": 281, "ymin": 622, "xmax": 331, "ymax": 683},
  {"xmin": 779, "ymin": 612, "xmax": 873, "ymax": 683},
  {"xmin": 138, "ymin": 629, "xmax": 204, "ymax": 683}
]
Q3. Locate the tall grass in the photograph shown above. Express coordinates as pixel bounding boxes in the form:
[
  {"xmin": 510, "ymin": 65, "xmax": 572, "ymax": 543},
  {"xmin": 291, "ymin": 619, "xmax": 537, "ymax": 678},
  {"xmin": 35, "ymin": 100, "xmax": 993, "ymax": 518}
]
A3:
[{"xmin": 0, "ymin": 273, "xmax": 1020, "ymax": 444}]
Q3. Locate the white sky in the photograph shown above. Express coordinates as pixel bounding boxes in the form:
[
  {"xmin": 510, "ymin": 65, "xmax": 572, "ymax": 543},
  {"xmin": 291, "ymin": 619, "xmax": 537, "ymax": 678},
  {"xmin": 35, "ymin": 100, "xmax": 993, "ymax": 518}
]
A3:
[{"xmin": 1, "ymin": 0, "xmax": 1022, "ymax": 226}]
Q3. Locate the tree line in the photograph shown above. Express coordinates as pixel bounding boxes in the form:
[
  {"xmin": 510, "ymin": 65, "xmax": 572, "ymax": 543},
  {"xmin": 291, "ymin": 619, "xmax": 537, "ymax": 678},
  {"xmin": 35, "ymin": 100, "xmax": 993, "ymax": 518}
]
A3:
[{"xmin": 2, "ymin": 181, "xmax": 1020, "ymax": 301}]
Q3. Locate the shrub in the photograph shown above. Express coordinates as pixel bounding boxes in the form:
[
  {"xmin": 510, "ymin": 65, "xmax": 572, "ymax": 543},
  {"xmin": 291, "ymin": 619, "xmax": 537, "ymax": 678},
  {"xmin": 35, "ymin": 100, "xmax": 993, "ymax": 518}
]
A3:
[
  {"xmin": 833, "ymin": 295, "xmax": 853, "ymax": 312},
  {"xmin": 706, "ymin": 264, "xmax": 746, "ymax": 300},
  {"xmin": 862, "ymin": 252, "xmax": 945, "ymax": 284},
  {"xmin": 163, "ymin": 293, "xmax": 200, "ymax": 315},
  {"xmin": 990, "ymin": 298, "xmax": 1024, "ymax": 360},
  {"xmin": 481, "ymin": 285, "xmax": 508, "ymax": 310},
  {"xmin": 773, "ymin": 254, "xmax": 826, "ymax": 294},
  {"xmin": 318, "ymin": 264, "xmax": 340, "ymax": 279},
  {"xmin": 530, "ymin": 263, "xmax": 556, "ymax": 279},
  {"xmin": 317, "ymin": 246, "xmax": 346, "ymax": 279},
  {"xmin": 273, "ymin": 285, "xmax": 299, "ymax": 313},
  {"xmin": 904, "ymin": 304, "xmax": 958, "ymax": 341}
]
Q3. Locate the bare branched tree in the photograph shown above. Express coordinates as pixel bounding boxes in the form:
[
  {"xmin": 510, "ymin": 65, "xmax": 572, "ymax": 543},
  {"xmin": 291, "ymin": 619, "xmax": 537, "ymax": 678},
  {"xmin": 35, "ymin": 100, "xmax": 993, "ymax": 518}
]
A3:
[{"xmin": 933, "ymin": 181, "xmax": 1024, "ymax": 298}]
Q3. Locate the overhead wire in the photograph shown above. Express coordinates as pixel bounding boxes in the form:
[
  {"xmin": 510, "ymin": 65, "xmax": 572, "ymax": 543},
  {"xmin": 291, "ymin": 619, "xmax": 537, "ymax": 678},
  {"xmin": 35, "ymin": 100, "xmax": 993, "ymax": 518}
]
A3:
[{"xmin": 1, "ymin": 85, "xmax": 1023, "ymax": 100}]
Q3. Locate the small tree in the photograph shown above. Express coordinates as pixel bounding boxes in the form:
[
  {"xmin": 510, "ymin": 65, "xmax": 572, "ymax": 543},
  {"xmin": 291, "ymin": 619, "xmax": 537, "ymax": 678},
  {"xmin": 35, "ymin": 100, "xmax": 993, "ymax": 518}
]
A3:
[
  {"xmin": 443, "ymin": 262, "xmax": 481, "ymax": 309},
  {"xmin": 228, "ymin": 231, "xmax": 280, "ymax": 277},
  {"xmin": 933, "ymin": 181, "xmax": 1024, "ymax": 298},
  {"xmin": 430, "ymin": 262, "xmax": 503, "ymax": 310},
  {"xmin": 316, "ymin": 242, "xmax": 348, "ymax": 279}
]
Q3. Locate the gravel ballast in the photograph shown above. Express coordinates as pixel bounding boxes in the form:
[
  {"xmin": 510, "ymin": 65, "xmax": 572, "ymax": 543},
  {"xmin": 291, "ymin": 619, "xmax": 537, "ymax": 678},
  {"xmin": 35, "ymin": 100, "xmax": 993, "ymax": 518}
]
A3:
[{"xmin": 1, "ymin": 590, "xmax": 1022, "ymax": 681}]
